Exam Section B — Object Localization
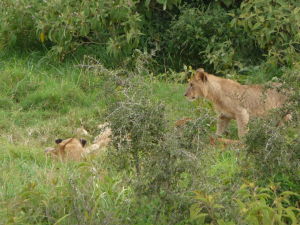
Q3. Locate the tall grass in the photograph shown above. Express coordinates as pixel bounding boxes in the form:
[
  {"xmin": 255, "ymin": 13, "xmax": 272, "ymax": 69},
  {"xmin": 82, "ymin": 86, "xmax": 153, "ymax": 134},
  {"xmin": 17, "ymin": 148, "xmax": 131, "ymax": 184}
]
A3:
[
  {"xmin": 1, "ymin": 51, "xmax": 299, "ymax": 225},
  {"xmin": 0, "ymin": 51, "xmax": 197, "ymax": 223}
]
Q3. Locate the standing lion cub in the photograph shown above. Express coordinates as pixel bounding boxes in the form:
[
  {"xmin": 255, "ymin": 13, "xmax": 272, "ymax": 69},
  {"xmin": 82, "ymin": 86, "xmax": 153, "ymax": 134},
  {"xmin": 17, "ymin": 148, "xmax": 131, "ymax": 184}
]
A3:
[{"xmin": 185, "ymin": 68, "xmax": 288, "ymax": 138}]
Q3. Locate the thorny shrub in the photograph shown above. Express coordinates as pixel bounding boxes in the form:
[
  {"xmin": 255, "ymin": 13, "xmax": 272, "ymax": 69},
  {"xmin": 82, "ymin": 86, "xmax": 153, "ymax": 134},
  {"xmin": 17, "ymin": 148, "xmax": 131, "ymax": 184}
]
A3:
[
  {"xmin": 244, "ymin": 65, "xmax": 300, "ymax": 182},
  {"xmin": 100, "ymin": 64, "xmax": 216, "ymax": 222}
]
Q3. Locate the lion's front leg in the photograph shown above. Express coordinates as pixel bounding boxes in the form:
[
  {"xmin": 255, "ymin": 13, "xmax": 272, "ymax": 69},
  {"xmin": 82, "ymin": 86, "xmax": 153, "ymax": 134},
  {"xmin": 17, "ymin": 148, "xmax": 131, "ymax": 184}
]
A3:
[
  {"xmin": 236, "ymin": 109, "xmax": 249, "ymax": 139},
  {"xmin": 216, "ymin": 114, "xmax": 231, "ymax": 136}
]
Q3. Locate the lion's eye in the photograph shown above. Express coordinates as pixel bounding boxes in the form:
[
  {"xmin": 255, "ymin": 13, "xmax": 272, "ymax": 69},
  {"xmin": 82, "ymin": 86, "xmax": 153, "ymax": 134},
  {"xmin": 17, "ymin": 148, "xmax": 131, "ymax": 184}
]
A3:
[{"xmin": 190, "ymin": 83, "xmax": 193, "ymax": 87}]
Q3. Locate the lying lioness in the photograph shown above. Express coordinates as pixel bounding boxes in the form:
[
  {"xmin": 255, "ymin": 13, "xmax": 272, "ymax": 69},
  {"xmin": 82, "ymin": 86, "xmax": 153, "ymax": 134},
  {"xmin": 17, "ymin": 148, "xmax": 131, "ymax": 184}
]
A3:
[
  {"xmin": 45, "ymin": 138, "xmax": 87, "ymax": 161},
  {"xmin": 185, "ymin": 68, "xmax": 288, "ymax": 138}
]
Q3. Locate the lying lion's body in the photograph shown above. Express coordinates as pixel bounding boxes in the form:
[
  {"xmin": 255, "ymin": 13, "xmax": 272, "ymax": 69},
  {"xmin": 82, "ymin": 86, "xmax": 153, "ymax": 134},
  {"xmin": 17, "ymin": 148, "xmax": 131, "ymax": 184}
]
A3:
[
  {"xmin": 185, "ymin": 69, "xmax": 288, "ymax": 138},
  {"xmin": 46, "ymin": 138, "xmax": 87, "ymax": 161}
]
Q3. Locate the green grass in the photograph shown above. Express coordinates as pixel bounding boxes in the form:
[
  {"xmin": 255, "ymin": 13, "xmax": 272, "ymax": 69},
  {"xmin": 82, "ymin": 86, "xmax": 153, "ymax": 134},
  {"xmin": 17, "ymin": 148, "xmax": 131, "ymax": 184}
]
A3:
[
  {"xmin": 1, "ymin": 51, "xmax": 298, "ymax": 225},
  {"xmin": 0, "ymin": 51, "xmax": 199, "ymax": 146},
  {"xmin": 0, "ymin": 52, "xmax": 231, "ymax": 224},
  {"xmin": 0, "ymin": 52, "xmax": 188, "ymax": 222}
]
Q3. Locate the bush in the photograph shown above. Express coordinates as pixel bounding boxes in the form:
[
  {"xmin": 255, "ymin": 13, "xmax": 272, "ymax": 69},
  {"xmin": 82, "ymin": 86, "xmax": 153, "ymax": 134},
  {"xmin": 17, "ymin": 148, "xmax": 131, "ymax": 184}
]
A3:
[
  {"xmin": 1, "ymin": 0, "xmax": 299, "ymax": 75},
  {"xmin": 234, "ymin": 0, "xmax": 300, "ymax": 67},
  {"xmin": 244, "ymin": 65, "xmax": 300, "ymax": 183},
  {"xmin": 190, "ymin": 183, "xmax": 300, "ymax": 225},
  {"xmin": 245, "ymin": 116, "xmax": 300, "ymax": 179},
  {"xmin": 0, "ymin": 0, "xmax": 41, "ymax": 50},
  {"xmin": 165, "ymin": 5, "xmax": 258, "ymax": 73},
  {"xmin": 178, "ymin": 113, "xmax": 214, "ymax": 151},
  {"xmin": 105, "ymin": 75, "xmax": 216, "ymax": 223},
  {"xmin": 166, "ymin": 6, "xmax": 229, "ymax": 70},
  {"xmin": 108, "ymin": 95, "xmax": 166, "ymax": 175},
  {"xmin": 235, "ymin": 183, "xmax": 300, "ymax": 225},
  {"xmin": 0, "ymin": 0, "xmax": 143, "ymax": 60}
]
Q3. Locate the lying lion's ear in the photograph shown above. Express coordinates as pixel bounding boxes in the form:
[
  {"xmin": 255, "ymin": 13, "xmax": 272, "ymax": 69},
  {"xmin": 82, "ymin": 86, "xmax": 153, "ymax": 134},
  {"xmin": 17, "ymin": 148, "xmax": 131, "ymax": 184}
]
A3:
[
  {"xmin": 80, "ymin": 139, "xmax": 87, "ymax": 147},
  {"xmin": 55, "ymin": 139, "xmax": 63, "ymax": 144},
  {"xmin": 195, "ymin": 69, "xmax": 207, "ymax": 82}
]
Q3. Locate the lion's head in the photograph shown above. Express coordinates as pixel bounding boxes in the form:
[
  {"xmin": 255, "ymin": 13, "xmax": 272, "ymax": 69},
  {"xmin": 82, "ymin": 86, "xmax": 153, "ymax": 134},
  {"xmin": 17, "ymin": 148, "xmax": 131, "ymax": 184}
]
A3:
[
  {"xmin": 184, "ymin": 68, "xmax": 208, "ymax": 100},
  {"xmin": 45, "ymin": 138, "xmax": 87, "ymax": 161}
]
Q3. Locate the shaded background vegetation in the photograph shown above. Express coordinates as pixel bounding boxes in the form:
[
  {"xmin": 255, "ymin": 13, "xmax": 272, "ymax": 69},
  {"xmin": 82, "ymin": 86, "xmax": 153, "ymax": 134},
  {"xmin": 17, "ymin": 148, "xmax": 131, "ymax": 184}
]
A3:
[
  {"xmin": 0, "ymin": 0, "xmax": 299, "ymax": 225},
  {"xmin": 1, "ymin": 0, "xmax": 300, "ymax": 73}
]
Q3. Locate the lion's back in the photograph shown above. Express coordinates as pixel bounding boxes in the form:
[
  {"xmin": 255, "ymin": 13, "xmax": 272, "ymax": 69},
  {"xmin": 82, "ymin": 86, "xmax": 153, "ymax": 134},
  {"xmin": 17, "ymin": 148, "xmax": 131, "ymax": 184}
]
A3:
[{"xmin": 213, "ymin": 78, "xmax": 287, "ymax": 117}]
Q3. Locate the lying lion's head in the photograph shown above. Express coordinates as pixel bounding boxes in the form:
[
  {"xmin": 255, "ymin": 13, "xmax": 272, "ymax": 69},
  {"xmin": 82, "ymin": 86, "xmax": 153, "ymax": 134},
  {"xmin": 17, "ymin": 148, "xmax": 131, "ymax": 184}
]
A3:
[
  {"xmin": 45, "ymin": 138, "xmax": 87, "ymax": 161},
  {"xmin": 184, "ymin": 68, "xmax": 209, "ymax": 100}
]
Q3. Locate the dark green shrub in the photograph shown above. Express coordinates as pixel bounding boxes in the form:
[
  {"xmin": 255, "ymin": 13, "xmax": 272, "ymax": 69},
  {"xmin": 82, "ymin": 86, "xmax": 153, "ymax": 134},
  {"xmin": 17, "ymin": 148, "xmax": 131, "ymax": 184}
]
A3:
[
  {"xmin": 0, "ymin": 0, "xmax": 143, "ymax": 60},
  {"xmin": 165, "ymin": 5, "xmax": 258, "ymax": 73},
  {"xmin": 166, "ymin": 6, "xmax": 228, "ymax": 70},
  {"xmin": 234, "ymin": 0, "xmax": 300, "ymax": 67},
  {"xmin": 0, "ymin": 0, "xmax": 41, "ymax": 49}
]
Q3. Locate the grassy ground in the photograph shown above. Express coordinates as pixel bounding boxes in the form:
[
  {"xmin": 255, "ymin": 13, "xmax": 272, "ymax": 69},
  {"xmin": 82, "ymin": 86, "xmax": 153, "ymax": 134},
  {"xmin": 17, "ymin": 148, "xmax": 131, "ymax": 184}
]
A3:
[
  {"xmin": 0, "ymin": 51, "xmax": 200, "ymax": 144},
  {"xmin": 2, "ymin": 52, "xmax": 297, "ymax": 225},
  {"xmin": 0, "ymin": 52, "xmax": 240, "ymax": 224}
]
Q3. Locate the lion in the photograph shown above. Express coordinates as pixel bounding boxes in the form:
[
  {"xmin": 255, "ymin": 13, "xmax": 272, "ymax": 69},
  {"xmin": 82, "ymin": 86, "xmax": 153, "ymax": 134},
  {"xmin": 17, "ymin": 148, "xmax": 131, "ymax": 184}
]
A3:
[
  {"xmin": 45, "ymin": 138, "xmax": 87, "ymax": 161},
  {"xmin": 175, "ymin": 117, "xmax": 192, "ymax": 127},
  {"xmin": 185, "ymin": 68, "xmax": 289, "ymax": 138}
]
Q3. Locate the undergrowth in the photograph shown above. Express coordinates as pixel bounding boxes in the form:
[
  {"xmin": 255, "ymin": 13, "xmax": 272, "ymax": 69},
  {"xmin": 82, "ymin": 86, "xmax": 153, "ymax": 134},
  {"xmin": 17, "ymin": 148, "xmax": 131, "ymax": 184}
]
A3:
[{"xmin": 0, "ymin": 52, "xmax": 299, "ymax": 224}]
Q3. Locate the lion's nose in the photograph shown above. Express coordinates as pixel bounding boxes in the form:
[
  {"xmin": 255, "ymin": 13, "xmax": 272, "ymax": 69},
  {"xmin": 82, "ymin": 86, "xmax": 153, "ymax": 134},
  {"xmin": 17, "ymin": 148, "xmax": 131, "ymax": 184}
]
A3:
[{"xmin": 184, "ymin": 93, "xmax": 187, "ymax": 97}]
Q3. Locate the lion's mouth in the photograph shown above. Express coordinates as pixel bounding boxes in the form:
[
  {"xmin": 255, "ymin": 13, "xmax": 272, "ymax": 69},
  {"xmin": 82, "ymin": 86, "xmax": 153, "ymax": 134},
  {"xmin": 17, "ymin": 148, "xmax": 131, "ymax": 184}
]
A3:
[{"xmin": 186, "ymin": 96, "xmax": 196, "ymax": 101}]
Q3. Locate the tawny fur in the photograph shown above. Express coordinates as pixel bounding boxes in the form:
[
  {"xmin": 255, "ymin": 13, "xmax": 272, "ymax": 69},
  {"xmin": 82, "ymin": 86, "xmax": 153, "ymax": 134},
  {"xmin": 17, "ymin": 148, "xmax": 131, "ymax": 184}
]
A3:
[
  {"xmin": 45, "ymin": 138, "xmax": 87, "ymax": 161},
  {"xmin": 175, "ymin": 117, "xmax": 193, "ymax": 127},
  {"xmin": 185, "ymin": 68, "xmax": 288, "ymax": 138},
  {"xmin": 86, "ymin": 124, "xmax": 112, "ymax": 154}
]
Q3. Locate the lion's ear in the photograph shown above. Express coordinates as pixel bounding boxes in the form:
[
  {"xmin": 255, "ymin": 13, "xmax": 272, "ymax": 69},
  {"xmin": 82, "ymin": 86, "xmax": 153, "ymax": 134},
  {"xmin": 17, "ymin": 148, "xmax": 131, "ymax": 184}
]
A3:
[
  {"xmin": 80, "ymin": 139, "xmax": 87, "ymax": 147},
  {"xmin": 195, "ymin": 69, "xmax": 207, "ymax": 82},
  {"xmin": 55, "ymin": 139, "xmax": 63, "ymax": 144}
]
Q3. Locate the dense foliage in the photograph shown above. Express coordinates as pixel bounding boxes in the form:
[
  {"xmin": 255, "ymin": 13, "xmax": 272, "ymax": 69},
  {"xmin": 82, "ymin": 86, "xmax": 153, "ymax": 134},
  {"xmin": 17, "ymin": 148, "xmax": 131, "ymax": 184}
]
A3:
[{"xmin": 1, "ymin": 0, "xmax": 299, "ymax": 72}]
